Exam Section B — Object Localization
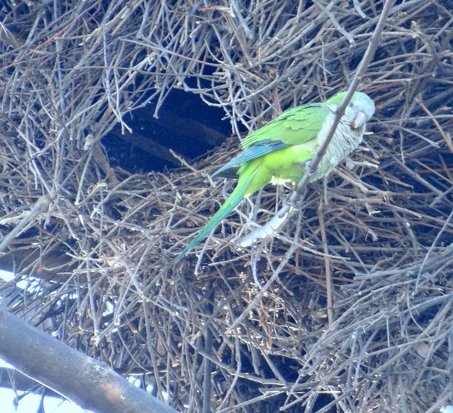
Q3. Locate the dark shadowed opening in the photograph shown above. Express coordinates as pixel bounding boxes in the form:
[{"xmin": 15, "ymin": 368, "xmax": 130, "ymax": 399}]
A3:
[{"xmin": 102, "ymin": 88, "xmax": 232, "ymax": 173}]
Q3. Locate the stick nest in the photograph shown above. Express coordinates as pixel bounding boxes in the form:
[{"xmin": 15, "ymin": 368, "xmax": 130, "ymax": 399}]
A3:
[{"xmin": 0, "ymin": 1, "xmax": 452, "ymax": 412}]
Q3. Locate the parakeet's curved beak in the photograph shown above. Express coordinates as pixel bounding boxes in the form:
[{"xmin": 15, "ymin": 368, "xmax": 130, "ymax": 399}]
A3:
[{"xmin": 351, "ymin": 111, "xmax": 367, "ymax": 130}]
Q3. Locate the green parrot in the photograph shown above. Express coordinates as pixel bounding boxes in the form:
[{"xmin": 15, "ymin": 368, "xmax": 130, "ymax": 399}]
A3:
[{"xmin": 175, "ymin": 91, "xmax": 375, "ymax": 262}]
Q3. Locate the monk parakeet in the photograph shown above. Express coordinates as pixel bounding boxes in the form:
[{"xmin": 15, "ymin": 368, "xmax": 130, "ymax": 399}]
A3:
[{"xmin": 176, "ymin": 91, "xmax": 375, "ymax": 262}]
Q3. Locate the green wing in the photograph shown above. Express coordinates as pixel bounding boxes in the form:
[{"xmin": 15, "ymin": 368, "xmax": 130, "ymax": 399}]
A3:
[
  {"xmin": 212, "ymin": 140, "xmax": 288, "ymax": 178},
  {"xmin": 241, "ymin": 104, "xmax": 330, "ymax": 147},
  {"xmin": 213, "ymin": 103, "xmax": 330, "ymax": 178}
]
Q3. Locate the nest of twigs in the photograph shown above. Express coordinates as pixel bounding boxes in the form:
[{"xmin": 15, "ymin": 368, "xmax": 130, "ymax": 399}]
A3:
[{"xmin": 0, "ymin": 1, "xmax": 452, "ymax": 412}]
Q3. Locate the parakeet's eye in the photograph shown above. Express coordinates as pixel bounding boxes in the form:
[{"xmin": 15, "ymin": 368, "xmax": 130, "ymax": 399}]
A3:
[{"xmin": 348, "ymin": 102, "xmax": 354, "ymax": 108}]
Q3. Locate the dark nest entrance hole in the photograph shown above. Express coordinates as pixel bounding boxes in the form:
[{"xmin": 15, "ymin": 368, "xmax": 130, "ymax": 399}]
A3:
[{"xmin": 102, "ymin": 86, "xmax": 232, "ymax": 173}]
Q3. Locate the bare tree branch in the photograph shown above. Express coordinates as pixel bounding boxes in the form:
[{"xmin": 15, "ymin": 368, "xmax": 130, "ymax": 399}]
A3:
[{"xmin": 0, "ymin": 304, "xmax": 178, "ymax": 413}]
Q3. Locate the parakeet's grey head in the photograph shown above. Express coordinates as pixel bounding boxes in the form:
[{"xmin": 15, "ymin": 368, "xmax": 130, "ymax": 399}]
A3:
[{"xmin": 327, "ymin": 91, "xmax": 375, "ymax": 130}]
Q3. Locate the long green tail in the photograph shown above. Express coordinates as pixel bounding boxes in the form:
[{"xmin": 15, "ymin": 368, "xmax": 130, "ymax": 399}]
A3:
[{"xmin": 175, "ymin": 171, "xmax": 256, "ymax": 262}]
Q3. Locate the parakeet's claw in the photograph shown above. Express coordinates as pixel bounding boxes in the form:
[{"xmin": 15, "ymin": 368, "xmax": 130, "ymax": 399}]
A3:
[{"xmin": 345, "ymin": 157, "xmax": 356, "ymax": 170}]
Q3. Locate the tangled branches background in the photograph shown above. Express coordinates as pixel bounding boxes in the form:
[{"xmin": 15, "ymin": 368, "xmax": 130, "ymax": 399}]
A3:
[{"xmin": 0, "ymin": 1, "xmax": 452, "ymax": 412}]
